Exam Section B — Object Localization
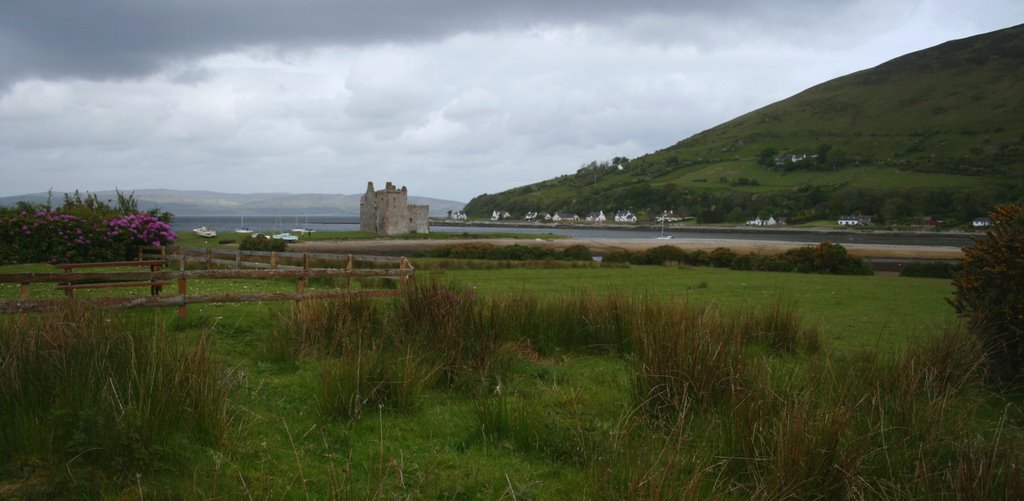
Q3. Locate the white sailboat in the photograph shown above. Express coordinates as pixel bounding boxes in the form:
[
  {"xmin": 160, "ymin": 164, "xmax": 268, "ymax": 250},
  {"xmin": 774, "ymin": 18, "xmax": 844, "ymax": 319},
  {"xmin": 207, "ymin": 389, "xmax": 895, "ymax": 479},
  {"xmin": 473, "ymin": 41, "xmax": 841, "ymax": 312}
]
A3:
[{"xmin": 235, "ymin": 215, "xmax": 253, "ymax": 234}]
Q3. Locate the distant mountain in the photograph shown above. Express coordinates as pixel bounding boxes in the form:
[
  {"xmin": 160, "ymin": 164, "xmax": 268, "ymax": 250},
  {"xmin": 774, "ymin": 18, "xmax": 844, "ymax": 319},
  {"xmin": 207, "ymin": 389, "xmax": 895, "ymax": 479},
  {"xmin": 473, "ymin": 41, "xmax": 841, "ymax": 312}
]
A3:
[
  {"xmin": 465, "ymin": 23, "xmax": 1024, "ymax": 224},
  {"xmin": 0, "ymin": 189, "xmax": 465, "ymax": 217}
]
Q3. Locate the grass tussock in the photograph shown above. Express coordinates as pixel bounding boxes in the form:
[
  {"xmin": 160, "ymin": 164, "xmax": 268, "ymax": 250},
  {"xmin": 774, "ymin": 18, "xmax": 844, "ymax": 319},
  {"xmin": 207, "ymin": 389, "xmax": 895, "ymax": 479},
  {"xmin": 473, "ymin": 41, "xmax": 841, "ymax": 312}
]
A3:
[{"xmin": 0, "ymin": 303, "xmax": 230, "ymax": 493}]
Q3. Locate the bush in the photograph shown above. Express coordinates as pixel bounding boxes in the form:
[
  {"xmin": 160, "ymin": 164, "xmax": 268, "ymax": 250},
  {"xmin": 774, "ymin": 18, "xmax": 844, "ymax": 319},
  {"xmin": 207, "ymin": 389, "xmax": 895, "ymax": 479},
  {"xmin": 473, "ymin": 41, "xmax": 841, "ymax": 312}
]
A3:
[
  {"xmin": 239, "ymin": 234, "xmax": 288, "ymax": 252},
  {"xmin": 952, "ymin": 204, "xmax": 1024, "ymax": 381},
  {"xmin": 0, "ymin": 210, "xmax": 175, "ymax": 264},
  {"xmin": 560, "ymin": 244, "xmax": 593, "ymax": 261},
  {"xmin": 900, "ymin": 261, "xmax": 960, "ymax": 278}
]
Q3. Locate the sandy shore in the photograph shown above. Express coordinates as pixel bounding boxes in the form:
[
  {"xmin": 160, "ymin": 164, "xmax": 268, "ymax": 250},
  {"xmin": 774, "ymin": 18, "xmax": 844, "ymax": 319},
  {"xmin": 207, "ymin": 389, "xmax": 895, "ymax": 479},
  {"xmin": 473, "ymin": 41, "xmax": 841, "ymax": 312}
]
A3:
[{"xmin": 293, "ymin": 237, "xmax": 963, "ymax": 260}]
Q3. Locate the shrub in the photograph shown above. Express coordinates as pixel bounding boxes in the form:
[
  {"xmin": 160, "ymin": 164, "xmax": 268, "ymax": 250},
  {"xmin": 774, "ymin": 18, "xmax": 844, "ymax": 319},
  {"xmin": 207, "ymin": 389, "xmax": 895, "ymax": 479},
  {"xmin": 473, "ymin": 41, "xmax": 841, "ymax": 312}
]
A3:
[
  {"xmin": 239, "ymin": 234, "xmax": 288, "ymax": 252},
  {"xmin": 0, "ymin": 210, "xmax": 174, "ymax": 264},
  {"xmin": 900, "ymin": 261, "xmax": 960, "ymax": 278},
  {"xmin": 952, "ymin": 204, "xmax": 1024, "ymax": 381},
  {"xmin": 560, "ymin": 244, "xmax": 593, "ymax": 261}
]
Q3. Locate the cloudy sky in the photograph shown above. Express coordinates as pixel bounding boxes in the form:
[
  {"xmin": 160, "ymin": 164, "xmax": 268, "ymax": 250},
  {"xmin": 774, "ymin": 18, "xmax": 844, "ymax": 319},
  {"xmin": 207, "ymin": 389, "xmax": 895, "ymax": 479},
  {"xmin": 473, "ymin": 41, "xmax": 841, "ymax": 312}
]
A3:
[{"xmin": 1, "ymin": 1, "xmax": 1021, "ymax": 202}]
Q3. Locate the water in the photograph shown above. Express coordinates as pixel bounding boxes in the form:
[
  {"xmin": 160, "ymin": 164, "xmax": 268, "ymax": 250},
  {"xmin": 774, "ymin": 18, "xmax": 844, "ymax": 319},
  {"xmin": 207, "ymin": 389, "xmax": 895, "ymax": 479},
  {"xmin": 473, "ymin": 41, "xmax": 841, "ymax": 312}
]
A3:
[{"xmin": 172, "ymin": 215, "xmax": 973, "ymax": 248}]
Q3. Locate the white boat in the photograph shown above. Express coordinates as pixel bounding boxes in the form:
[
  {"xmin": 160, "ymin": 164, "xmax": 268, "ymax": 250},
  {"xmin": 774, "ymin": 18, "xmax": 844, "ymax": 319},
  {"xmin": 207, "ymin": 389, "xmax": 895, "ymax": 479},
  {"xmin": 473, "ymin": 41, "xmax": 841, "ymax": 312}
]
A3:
[
  {"xmin": 656, "ymin": 221, "xmax": 672, "ymax": 240},
  {"xmin": 291, "ymin": 227, "xmax": 315, "ymax": 235},
  {"xmin": 193, "ymin": 226, "xmax": 218, "ymax": 238},
  {"xmin": 235, "ymin": 215, "xmax": 253, "ymax": 234},
  {"xmin": 271, "ymin": 232, "xmax": 299, "ymax": 241}
]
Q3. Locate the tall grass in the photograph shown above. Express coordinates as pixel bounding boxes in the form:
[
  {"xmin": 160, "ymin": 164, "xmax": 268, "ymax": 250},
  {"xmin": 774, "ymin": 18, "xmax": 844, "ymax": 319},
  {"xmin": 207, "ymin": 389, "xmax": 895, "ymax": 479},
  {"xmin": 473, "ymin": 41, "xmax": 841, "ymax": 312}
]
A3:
[{"xmin": 0, "ymin": 303, "xmax": 230, "ymax": 483}]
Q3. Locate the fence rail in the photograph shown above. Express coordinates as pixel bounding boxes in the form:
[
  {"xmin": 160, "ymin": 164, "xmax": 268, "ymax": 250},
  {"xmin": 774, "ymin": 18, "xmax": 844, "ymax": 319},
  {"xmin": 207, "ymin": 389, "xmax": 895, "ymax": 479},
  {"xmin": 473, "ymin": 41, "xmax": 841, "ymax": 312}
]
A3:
[{"xmin": 1, "ymin": 247, "xmax": 414, "ymax": 315}]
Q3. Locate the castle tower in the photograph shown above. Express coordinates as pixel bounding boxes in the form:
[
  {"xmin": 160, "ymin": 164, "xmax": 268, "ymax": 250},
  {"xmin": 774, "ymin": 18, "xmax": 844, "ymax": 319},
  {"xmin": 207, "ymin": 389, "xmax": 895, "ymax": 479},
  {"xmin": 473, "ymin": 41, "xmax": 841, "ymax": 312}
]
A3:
[{"xmin": 358, "ymin": 180, "xmax": 430, "ymax": 235}]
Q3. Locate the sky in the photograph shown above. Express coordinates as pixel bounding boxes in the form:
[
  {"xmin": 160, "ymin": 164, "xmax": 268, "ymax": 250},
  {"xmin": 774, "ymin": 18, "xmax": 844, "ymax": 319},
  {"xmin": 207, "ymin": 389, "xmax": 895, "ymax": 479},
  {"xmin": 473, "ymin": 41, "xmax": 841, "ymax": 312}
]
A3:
[{"xmin": 1, "ymin": 1, "xmax": 1022, "ymax": 203}]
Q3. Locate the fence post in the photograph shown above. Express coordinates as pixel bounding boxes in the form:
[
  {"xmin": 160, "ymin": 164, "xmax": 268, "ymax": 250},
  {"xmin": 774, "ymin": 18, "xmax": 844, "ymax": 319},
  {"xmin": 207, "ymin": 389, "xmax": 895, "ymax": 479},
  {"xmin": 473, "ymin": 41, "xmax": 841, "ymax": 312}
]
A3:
[
  {"xmin": 235, "ymin": 249, "xmax": 241, "ymax": 269},
  {"xmin": 271, "ymin": 251, "xmax": 277, "ymax": 270},
  {"xmin": 62, "ymin": 266, "xmax": 73, "ymax": 298},
  {"xmin": 346, "ymin": 254, "xmax": 354, "ymax": 290},
  {"xmin": 296, "ymin": 252, "xmax": 309, "ymax": 304},
  {"xmin": 206, "ymin": 248, "xmax": 212, "ymax": 270},
  {"xmin": 178, "ymin": 250, "xmax": 187, "ymax": 317},
  {"xmin": 400, "ymin": 257, "xmax": 411, "ymax": 286}
]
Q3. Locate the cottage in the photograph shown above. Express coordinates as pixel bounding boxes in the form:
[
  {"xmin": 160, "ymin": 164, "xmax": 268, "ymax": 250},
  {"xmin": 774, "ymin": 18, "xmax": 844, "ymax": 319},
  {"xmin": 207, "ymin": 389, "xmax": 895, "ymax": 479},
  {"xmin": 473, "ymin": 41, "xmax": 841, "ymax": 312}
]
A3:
[
  {"xmin": 614, "ymin": 210, "xmax": 637, "ymax": 223},
  {"xmin": 972, "ymin": 217, "xmax": 992, "ymax": 227},
  {"xmin": 553, "ymin": 211, "xmax": 579, "ymax": 222},
  {"xmin": 543, "ymin": 213, "xmax": 553, "ymax": 221},
  {"xmin": 746, "ymin": 216, "xmax": 778, "ymax": 227},
  {"xmin": 837, "ymin": 215, "xmax": 872, "ymax": 226},
  {"xmin": 656, "ymin": 211, "xmax": 683, "ymax": 223},
  {"xmin": 585, "ymin": 210, "xmax": 606, "ymax": 223},
  {"xmin": 491, "ymin": 210, "xmax": 511, "ymax": 221},
  {"xmin": 450, "ymin": 210, "xmax": 468, "ymax": 220}
]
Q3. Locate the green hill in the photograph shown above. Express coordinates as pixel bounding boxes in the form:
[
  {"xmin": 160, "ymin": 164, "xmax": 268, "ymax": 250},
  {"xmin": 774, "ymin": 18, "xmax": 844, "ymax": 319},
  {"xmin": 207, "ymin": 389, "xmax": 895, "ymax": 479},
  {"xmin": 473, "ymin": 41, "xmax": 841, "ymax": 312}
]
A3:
[{"xmin": 466, "ymin": 24, "xmax": 1024, "ymax": 224}]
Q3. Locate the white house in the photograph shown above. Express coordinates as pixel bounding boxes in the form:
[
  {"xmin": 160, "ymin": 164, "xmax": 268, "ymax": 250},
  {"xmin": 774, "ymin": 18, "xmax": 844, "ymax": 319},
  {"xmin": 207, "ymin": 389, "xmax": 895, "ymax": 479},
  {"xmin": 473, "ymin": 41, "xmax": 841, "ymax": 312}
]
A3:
[
  {"xmin": 837, "ymin": 215, "xmax": 872, "ymax": 226},
  {"xmin": 543, "ymin": 213, "xmax": 553, "ymax": 221},
  {"xmin": 553, "ymin": 211, "xmax": 579, "ymax": 222},
  {"xmin": 656, "ymin": 210, "xmax": 683, "ymax": 223},
  {"xmin": 614, "ymin": 210, "xmax": 637, "ymax": 223},
  {"xmin": 585, "ymin": 210, "xmax": 606, "ymax": 223},
  {"xmin": 491, "ymin": 210, "xmax": 511, "ymax": 221},
  {"xmin": 973, "ymin": 217, "xmax": 992, "ymax": 227},
  {"xmin": 746, "ymin": 216, "xmax": 778, "ymax": 226},
  {"xmin": 451, "ymin": 211, "xmax": 468, "ymax": 220},
  {"xmin": 523, "ymin": 211, "xmax": 539, "ymax": 221}
]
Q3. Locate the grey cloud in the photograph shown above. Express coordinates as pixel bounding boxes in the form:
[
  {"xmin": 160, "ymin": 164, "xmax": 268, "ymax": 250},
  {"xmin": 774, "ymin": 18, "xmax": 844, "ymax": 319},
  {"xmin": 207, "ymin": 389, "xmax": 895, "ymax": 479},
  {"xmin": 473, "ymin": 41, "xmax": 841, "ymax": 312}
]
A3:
[{"xmin": 0, "ymin": 0, "xmax": 864, "ymax": 86}]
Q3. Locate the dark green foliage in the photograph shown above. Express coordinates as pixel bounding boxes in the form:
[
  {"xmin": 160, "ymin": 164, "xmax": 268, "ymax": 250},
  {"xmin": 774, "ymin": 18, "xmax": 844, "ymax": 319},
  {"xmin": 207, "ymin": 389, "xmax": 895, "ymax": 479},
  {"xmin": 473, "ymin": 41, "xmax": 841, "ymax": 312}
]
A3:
[
  {"xmin": 430, "ymin": 243, "xmax": 593, "ymax": 261},
  {"xmin": 239, "ymin": 234, "xmax": 288, "ymax": 252},
  {"xmin": 899, "ymin": 261, "xmax": 960, "ymax": 278},
  {"xmin": 604, "ymin": 242, "xmax": 870, "ymax": 275},
  {"xmin": 952, "ymin": 204, "xmax": 1024, "ymax": 380}
]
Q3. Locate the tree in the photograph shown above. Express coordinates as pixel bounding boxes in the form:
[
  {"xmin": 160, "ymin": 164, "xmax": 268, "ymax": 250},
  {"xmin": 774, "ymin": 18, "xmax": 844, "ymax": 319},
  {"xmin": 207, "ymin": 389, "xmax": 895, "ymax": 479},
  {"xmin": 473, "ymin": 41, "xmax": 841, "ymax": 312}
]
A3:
[
  {"xmin": 951, "ymin": 204, "xmax": 1024, "ymax": 381},
  {"xmin": 758, "ymin": 147, "xmax": 778, "ymax": 167}
]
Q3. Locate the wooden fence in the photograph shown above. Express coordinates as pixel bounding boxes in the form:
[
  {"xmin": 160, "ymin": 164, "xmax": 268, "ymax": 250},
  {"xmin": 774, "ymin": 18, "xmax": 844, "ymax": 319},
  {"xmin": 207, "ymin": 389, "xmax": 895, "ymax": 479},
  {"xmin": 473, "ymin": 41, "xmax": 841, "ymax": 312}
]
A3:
[{"xmin": 0, "ymin": 247, "xmax": 414, "ymax": 315}]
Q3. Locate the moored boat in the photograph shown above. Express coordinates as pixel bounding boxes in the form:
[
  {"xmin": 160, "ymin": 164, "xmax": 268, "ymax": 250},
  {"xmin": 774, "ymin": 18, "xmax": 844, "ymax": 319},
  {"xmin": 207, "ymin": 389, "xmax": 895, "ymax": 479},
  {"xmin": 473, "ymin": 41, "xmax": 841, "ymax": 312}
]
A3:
[{"xmin": 193, "ymin": 226, "xmax": 218, "ymax": 238}]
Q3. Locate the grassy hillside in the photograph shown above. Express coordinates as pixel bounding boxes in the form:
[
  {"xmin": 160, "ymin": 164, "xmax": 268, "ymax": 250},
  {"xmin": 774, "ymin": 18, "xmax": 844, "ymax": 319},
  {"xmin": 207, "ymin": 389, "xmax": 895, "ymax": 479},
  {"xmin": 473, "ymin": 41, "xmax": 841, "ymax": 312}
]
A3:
[{"xmin": 466, "ymin": 24, "xmax": 1024, "ymax": 224}]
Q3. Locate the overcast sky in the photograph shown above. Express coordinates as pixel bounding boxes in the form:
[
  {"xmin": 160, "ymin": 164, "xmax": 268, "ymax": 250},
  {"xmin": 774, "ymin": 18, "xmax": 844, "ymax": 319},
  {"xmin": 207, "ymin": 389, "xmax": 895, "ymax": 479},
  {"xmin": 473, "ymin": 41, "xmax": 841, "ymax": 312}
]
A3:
[{"xmin": 1, "ymin": 1, "xmax": 1021, "ymax": 202}]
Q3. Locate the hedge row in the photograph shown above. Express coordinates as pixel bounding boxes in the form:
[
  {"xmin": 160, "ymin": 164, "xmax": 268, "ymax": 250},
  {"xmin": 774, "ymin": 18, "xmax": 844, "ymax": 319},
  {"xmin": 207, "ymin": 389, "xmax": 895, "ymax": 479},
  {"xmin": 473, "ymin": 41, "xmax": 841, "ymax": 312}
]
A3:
[
  {"xmin": 429, "ymin": 243, "xmax": 593, "ymax": 261},
  {"xmin": 604, "ymin": 242, "xmax": 872, "ymax": 275}
]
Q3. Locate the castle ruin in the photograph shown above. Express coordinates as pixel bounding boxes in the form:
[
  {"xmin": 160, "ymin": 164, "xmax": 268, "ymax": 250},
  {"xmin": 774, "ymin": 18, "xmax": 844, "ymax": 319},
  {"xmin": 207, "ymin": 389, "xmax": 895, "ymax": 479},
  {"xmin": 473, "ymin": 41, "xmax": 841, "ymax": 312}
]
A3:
[{"xmin": 359, "ymin": 181, "xmax": 430, "ymax": 235}]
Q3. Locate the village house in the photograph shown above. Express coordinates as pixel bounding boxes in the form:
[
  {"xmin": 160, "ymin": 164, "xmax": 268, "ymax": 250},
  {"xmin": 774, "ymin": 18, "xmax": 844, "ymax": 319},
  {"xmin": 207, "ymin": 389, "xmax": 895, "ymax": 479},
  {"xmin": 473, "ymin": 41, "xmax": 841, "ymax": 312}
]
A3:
[
  {"xmin": 614, "ymin": 210, "xmax": 637, "ymax": 223},
  {"xmin": 973, "ymin": 217, "xmax": 992, "ymax": 227},
  {"xmin": 450, "ymin": 210, "xmax": 467, "ymax": 220},
  {"xmin": 552, "ymin": 211, "xmax": 579, "ymax": 222},
  {"xmin": 585, "ymin": 210, "xmax": 606, "ymax": 223},
  {"xmin": 523, "ymin": 211, "xmax": 539, "ymax": 221},
  {"xmin": 491, "ymin": 210, "xmax": 511, "ymax": 221},
  {"xmin": 543, "ymin": 213, "xmax": 553, "ymax": 221},
  {"xmin": 837, "ymin": 215, "xmax": 872, "ymax": 226},
  {"xmin": 656, "ymin": 210, "xmax": 683, "ymax": 223},
  {"xmin": 746, "ymin": 216, "xmax": 778, "ymax": 226}
]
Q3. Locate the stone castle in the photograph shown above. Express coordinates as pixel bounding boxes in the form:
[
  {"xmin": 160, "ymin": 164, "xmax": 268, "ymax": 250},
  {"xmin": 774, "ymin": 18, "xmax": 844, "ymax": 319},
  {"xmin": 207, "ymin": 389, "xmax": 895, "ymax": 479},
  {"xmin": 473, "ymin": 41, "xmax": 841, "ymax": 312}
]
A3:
[{"xmin": 359, "ymin": 181, "xmax": 430, "ymax": 235}]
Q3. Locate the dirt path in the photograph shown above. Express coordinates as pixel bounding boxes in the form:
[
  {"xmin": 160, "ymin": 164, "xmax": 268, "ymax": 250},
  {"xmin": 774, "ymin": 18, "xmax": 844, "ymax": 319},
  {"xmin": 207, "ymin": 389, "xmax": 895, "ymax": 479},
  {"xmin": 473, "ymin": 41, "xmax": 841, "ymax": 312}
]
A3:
[{"xmin": 293, "ymin": 237, "xmax": 963, "ymax": 260}]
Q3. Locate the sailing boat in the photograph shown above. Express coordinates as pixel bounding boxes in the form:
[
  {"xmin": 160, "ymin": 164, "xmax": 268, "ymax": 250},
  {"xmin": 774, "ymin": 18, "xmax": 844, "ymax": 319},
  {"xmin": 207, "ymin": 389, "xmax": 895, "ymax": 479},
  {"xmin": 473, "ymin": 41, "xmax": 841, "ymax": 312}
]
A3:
[
  {"xmin": 291, "ymin": 213, "xmax": 315, "ymax": 235},
  {"xmin": 657, "ymin": 220, "xmax": 673, "ymax": 240},
  {"xmin": 235, "ymin": 215, "xmax": 253, "ymax": 234}
]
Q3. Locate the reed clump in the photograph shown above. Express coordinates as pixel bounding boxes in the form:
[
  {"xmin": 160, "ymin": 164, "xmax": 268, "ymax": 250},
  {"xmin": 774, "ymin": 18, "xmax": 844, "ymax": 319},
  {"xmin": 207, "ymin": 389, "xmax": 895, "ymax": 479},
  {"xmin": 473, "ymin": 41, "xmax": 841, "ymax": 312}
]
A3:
[{"xmin": 0, "ymin": 303, "xmax": 230, "ymax": 489}]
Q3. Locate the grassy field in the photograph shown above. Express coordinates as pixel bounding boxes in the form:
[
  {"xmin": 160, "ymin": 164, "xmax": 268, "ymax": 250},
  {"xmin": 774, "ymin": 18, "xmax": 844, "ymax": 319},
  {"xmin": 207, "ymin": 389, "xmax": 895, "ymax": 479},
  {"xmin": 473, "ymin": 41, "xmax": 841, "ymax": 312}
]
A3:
[{"xmin": 2, "ymin": 261, "xmax": 1021, "ymax": 498}]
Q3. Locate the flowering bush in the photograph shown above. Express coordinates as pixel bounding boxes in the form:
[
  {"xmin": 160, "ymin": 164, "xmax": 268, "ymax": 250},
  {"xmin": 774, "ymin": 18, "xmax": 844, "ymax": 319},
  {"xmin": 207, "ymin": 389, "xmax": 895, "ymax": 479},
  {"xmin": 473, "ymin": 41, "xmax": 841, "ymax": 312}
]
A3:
[
  {"xmin": 0, "ymin": 210, "xmax": 176, "ymax": 264},
  {"xmin": 106, "ymin": 214, "xmax": 176, "ymax": 258}
]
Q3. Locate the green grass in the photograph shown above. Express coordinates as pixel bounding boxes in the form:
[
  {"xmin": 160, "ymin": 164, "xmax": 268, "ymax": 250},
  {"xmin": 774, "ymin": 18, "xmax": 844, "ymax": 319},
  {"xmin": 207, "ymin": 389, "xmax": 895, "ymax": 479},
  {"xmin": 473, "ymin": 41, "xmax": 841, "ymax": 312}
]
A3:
[
  {"xmin": 432, "ymin": 265, "xmax": 954, "ymax": 354},
  {"xmin": 2, "ymin": 262, "xmax": 1021, "ymax": 498}
]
